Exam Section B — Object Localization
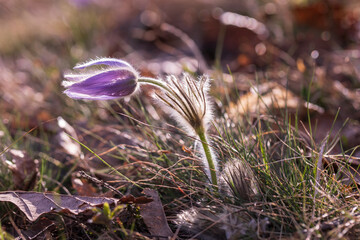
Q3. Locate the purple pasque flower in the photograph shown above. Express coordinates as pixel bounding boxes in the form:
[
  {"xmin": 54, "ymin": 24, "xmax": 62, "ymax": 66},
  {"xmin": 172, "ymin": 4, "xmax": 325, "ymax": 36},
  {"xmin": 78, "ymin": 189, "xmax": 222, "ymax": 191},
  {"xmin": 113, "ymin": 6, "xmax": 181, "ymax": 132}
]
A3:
[{"xmin": 62, "ymin": 58, "xmax": 139, "ymax": 100}]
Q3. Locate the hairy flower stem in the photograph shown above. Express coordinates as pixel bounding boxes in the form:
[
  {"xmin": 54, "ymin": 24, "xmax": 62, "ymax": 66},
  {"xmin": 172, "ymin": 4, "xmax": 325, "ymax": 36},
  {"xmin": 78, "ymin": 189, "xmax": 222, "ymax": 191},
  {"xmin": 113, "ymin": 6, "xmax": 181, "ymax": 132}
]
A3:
[
  {"xmin": 140, "ymin": 76, "xmax": 218, "ymax": 187},
  {"xmin": 197, "ymin": 128, "xmax": 218, "ymax": 187}
]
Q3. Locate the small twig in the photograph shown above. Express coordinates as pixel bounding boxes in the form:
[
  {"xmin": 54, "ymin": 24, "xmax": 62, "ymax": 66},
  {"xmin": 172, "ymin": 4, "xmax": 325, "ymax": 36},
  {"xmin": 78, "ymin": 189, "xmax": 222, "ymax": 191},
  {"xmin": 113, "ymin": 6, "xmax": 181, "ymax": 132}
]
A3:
[
  {"xmin": 78, "ymin": 171, "xmax": 124, "ymax": 197},
  {"xmin": 29, "ymin": 222, "xmax": 56, "ymax": 240},
  {"xmin": 171, "ymin": 226, "xmax": 181, "ymax": 240},
  {"xmin": 9, "ymin": 215, "xmax": 26, "ymax": 240}
]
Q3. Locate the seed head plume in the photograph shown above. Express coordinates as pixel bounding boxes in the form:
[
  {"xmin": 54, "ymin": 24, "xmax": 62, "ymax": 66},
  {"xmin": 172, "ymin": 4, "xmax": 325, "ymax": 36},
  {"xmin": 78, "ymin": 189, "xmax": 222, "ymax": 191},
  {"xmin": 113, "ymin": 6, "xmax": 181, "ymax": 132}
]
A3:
[
  {"xmin": 155, "ymin": 74, "xmax": 212, "ymax": 135},
  {"xmin": 155, "ymin": 74, "xmax": 218, "ymax": 186}
]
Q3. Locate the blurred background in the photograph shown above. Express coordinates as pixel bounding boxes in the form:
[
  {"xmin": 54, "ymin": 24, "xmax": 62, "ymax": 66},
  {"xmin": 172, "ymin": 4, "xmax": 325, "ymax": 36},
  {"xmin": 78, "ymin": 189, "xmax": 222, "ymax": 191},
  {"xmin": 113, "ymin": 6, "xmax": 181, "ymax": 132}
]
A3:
[{"xmin": 0, "ymin": 0, "xmax": 360, "ymax": 155}]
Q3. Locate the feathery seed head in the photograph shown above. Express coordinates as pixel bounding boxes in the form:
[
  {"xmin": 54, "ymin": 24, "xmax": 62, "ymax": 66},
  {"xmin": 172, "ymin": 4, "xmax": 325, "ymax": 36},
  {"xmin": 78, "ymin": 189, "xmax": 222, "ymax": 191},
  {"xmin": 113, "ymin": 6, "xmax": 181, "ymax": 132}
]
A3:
[
  {"xmin": 221, "ymin": 159, "xmax": 259, "ymax": 202},
  {"xmin": 155, "ymin": 73, "xmax": 213, "ymax": 135}
]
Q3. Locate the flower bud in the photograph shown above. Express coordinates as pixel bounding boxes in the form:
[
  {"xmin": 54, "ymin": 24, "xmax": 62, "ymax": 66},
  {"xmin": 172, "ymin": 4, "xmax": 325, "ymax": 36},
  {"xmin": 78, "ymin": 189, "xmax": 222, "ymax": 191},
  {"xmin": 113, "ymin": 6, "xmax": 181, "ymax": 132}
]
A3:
[{"xmin": 62, "ymin": 58, "xmax": 138, "ymax": 100}]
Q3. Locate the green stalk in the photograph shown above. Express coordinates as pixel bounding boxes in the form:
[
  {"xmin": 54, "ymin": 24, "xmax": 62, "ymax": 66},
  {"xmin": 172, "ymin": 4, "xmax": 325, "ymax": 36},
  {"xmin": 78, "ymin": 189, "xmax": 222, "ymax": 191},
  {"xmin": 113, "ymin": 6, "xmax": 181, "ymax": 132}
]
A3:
[
  {"xmin": 138, "ymin": 77, "xmax": 172, "ymax": 92},
  {"xmin": 197, "ymin": 128, "xmax": 217, "ymax": 187}
]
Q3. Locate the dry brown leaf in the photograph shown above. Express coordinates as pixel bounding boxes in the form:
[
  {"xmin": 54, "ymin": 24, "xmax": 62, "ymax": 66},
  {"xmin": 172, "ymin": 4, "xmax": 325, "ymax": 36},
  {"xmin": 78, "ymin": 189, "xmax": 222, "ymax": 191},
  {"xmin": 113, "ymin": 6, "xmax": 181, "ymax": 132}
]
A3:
[
  {"xmin": 227, "ymin": 82, "xmax": 324, "ymax": 118},
  {"xmin": 139, "ymin": 188, "xmax": 173, "ymax": 238},
  {"xmin": 6, "ymin": 149, "xmax": 38, "ymax": 190},
  {"xmin": 120, "ymin": 194, "xmax": 153, "ymax": 204},
  {"xmin": 0, "ymin": 191, "xmax": 120, "ymax": 221},
  {"xmin": 292, "ymin": 1, "xmax": 358, "ymax": 40},
  {"xmin": 71, "ymin": 177, "xmax": 98, "ymax": 197}
]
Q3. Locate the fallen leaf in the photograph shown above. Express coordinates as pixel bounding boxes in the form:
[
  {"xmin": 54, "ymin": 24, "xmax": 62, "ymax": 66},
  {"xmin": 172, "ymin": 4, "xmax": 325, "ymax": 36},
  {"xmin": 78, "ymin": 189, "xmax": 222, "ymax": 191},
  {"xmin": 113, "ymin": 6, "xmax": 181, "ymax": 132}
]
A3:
[
  {"xmin": 6, "ymin": 149, "xmax": 38, "ymax": 190},
  {"xmin": 120, "ymin": 194, "xmax": 153, "ymax": 204},
  {"xmin": 139, "ymin": 188, "xmax": 173, "ymax": 238},
  {"xmin": 71, "ymin": 177, "xmax": 98, "ymax": 197},
  {"xmin": 0, "ymin": 191, "xmax": 120, "ymax": 221},
  {"xmin": 133, "ymin": 196, "xmax": 154, "ymax": 204},
  {"xmin": 227, "ymin": 82, "xmax": 324, "ymax": 118},
  {"xmin": 292, "ymin": 1, "xmax": 358, "ymax": 37}
]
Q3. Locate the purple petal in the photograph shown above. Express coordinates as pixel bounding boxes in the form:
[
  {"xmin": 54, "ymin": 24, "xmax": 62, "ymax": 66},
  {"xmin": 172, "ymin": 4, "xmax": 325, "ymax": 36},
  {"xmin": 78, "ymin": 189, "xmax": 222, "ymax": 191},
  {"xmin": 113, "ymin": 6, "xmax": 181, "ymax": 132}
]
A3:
[
  {"xmin": 63, "ymin": 90, "xmax": 121, "ymax": 100},
  {"xmin": 64, "ymin": 69, "xmax": 138, "ymax": 100},
  {"xmin": 73, "ymin": 58, "xmax": 133, "ymax": 69},
  {"xmin": 63, "ymin": 72, "xmax": 93, "ymax": 81}
]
